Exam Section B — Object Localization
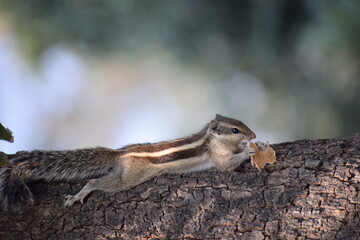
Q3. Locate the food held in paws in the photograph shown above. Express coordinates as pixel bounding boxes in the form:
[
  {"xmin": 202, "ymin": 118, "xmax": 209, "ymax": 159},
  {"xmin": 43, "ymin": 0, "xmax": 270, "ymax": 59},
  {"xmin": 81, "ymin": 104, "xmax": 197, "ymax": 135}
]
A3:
[{"xmin": 249, "ymin": 141, "xmax": 277, "ymax": 170}]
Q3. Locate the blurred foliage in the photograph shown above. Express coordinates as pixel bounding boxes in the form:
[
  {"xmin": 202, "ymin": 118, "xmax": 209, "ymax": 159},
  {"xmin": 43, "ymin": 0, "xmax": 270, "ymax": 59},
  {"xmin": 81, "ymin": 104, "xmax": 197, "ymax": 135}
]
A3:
[
  {"xmin": 0, "ymin": 0, "xmax": 359, "ymax": 138},
  {"xmin": 0, "ymin": 0, "xmax": 311, "ymax": 62},
  {"xmin": 0, "ymin": 123, "xmax": 14, "ymax": 143}
]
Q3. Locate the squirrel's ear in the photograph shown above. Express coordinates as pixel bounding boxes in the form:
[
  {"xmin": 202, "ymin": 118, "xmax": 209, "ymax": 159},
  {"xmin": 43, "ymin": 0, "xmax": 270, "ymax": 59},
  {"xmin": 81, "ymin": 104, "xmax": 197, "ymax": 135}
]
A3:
[
  {"xmin": 210, "ymin": 120, "xmax": 218, "ymax": 131},
  {"xmin": 215, "ymin": 114, "xmax": 223, "ymax": 120}
]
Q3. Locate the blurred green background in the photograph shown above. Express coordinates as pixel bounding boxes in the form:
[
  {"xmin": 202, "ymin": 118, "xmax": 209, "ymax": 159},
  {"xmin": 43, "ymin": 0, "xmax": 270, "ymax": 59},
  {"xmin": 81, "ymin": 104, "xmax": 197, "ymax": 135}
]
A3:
[{"xmin": 0, "ymin": 0, "xmax": 359, "ymax": 152}]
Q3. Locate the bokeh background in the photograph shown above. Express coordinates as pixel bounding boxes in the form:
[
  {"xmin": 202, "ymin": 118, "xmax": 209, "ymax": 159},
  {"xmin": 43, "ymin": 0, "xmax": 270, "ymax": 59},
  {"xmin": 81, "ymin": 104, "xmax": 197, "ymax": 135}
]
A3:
[{"xmin": 0, "ymin": 1, "xmax": 359, "ymax": 153}]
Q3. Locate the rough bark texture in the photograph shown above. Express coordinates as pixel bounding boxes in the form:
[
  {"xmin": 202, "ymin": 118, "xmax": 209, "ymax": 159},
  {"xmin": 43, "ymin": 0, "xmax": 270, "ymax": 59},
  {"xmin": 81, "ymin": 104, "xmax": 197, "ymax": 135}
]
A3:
[{"xmin": 1, "ymin": 134, "xmax": 360, "ymax": 240}]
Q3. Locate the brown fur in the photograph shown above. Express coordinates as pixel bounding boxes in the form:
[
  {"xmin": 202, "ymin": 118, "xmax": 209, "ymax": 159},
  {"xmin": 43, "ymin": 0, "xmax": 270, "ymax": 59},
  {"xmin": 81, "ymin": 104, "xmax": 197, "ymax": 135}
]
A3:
[{"xmin": 0, "ymin": 114, "xmax": 256, "ymax": 210}]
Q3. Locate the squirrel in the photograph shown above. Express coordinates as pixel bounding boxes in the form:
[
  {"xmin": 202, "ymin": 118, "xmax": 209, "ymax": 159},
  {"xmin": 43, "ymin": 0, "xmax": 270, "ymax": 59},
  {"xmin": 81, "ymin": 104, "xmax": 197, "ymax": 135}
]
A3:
[{"xmin": 0, "ymin": 114, "xmax": 256, "ymax": 211}]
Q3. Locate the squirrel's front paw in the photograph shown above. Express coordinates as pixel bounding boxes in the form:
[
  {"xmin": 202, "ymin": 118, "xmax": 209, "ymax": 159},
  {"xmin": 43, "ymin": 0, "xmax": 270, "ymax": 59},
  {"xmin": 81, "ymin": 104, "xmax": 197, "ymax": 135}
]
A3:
[
  {"xmin": 245, "ymin": 147, "xmax": 255, "ymax": 156},
  {"xmin": 255, "ymin": 141, "xmax": 270, "ymax": 151}
]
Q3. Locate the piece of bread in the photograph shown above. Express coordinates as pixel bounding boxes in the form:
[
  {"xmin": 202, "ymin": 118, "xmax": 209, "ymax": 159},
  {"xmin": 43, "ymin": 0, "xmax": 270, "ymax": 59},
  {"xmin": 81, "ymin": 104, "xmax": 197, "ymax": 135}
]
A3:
[{"xmin": 249, "ymin": 141, "xmax": 277, "ymax": 170}]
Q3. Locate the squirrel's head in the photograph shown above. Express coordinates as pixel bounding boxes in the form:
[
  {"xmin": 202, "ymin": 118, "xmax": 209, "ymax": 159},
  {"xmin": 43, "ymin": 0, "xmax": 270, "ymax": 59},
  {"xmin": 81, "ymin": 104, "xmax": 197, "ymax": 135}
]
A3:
[{"xmin": 209, "ymin": 114, "xmax": 256, "ymax": 148}]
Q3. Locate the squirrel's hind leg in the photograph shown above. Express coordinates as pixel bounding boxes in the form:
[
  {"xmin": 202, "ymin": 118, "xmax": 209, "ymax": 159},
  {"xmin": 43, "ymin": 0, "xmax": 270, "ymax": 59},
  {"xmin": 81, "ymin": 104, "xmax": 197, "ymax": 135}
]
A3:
[
  {"xmin": 64, "ymin": 183, "xmax": 93, "ymax": 207},
  {"xmin": 64, "ymin": 174, "xmax": 126, "ymax": 207}
]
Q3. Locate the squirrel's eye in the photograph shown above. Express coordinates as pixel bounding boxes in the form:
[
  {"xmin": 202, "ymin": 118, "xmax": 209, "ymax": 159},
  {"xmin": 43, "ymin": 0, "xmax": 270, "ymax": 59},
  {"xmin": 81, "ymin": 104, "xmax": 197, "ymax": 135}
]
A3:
[{"xmin": 232, "ymin": 128, "xmax": 240, "ymax": 134}]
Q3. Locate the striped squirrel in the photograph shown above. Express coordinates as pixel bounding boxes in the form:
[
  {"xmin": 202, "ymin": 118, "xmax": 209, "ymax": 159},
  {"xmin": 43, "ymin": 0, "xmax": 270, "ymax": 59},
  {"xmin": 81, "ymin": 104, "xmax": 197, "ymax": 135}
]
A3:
[{"xmin": 0, "ymin": 114, "xmax": 256, "ymax": 211}]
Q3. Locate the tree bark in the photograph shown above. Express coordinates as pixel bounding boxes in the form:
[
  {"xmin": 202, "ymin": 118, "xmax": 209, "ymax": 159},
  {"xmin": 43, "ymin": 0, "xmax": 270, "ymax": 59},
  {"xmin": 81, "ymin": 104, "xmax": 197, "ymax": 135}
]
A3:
[{"xmin": 1, "ymin": 134, "xmax": 360, "ymax": 240}]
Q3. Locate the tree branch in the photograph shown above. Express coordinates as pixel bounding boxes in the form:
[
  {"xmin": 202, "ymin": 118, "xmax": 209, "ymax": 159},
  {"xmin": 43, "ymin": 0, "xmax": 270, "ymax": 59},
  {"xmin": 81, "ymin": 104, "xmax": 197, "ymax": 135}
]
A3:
[{"xmin": 1, "ymin": 134, "xmax": 359, "ymax": 239}]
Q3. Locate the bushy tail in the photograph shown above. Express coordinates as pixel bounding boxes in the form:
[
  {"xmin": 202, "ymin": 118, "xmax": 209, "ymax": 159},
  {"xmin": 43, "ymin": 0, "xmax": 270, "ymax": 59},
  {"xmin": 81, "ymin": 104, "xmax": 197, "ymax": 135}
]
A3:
[{"xmin": 0, "ymin": 166, "xmax": 33, "ymax": 211}]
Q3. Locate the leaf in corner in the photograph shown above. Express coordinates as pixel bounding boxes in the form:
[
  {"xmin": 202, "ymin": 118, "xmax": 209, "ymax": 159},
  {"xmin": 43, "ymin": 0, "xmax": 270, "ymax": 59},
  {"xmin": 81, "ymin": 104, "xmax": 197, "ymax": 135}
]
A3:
[{"xmin": 0, "ymin": 123, "xmax": 14, "ymax": 142}]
